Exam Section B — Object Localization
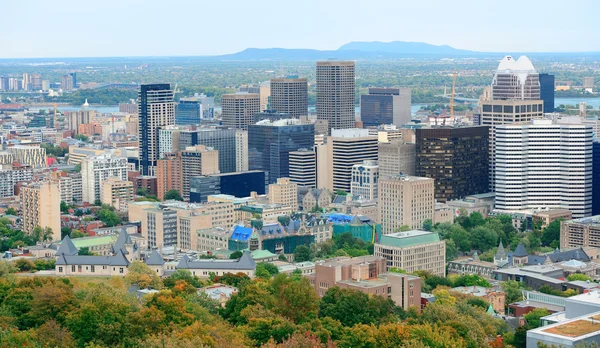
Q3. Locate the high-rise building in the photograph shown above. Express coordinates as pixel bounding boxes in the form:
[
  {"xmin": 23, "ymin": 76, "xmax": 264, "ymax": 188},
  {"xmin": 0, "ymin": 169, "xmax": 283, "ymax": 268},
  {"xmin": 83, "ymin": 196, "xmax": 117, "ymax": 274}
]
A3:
[
  {"xmin": 30, "ymin": 74, "xmax": 42, "ymax": 91},
  {"xmin": 174, "ymin": 128, "xmax": 238, "ymax": 173},
  {"xmin": 248, "ymin": 119, "xmax": 314, "ymax": 183},
  {"xmin": 175, "ymin": 99, "xmax": 202, "ymax": 125},
  {"xmin": 0, "ymin": 77, "xmax": 9, "ymax": 91},
  {"xmin": 378, "ymin": 175, "xmax": 435, "ymax": 233},
  {"xmin": 491, "ymin": 56, "xmax": 540, "ymax": 100},
  {"xmin": 593, "ymin": 140, "xmax": 600, "ymax": 216},
  {"xmin": 156, "ymin": 152, "xmax": 182, "ymax": 201},
  {"xmin": 328, "ymin": 129, "xmax": 378, "ymax": 192},
  {"xmin": 350, "ymin": 160, "xmax": 379, "ymax": 200},
  {"xmin": 61, "ymin": 74, "xmax": 74, "ymax": 91},
  {"xmin": 138, "ymin": 84, "xmax": 176, "ymax": 176},
  {"xmin": 66, "ymin": 110, "xmax": 98, "ymax": 133},
  {"xmin": 235, "ymin": 130, "xmax": 248, "ymax": 172},
  {"xmin": 269, "ymin": 77, "xmax": 308, "ymax": 118},
  {"xmin": 374, "ymin": 230, "xmax": 446, "ymax": 276},
  {"xmin": 81, "ymin": 155, "xmax": 128, "ymax": 203},
  {"xmin": 7, "ymin": 145, "xmax": 47, "ymax": 168},
  {"xmin": 560, "ymin": 216, "xmax": 600, "ymax": 249},
  {"xmin": 584, "ymin": 77, "xmax": 595, "ymax": 89},
  {"xmin": 539, "ymin": 73, "xmax": 555, "ymax": 113},
  {"xmin": 289, "ymin": 148, "xmax": 316, "ymax": 188},
  {"xmin": 495, "ymin": 120, "xmax": 592, "ymax": 218},
  {"xmin": 70, "ymin": 72, "xmax": 77, "ymax": 88},
  {"xmin": 316, "ymin": 61, "xmax": 355, "ymax": 133},
  {"xmin": 22, "ymin": 73, "xmax": 29, "ymax": 91},
  {"xmin": 239, "ymin": 84, "xmax": 270, "ymax": 112},
  {"xmin": 378, "ymin": 141, "xmax": 416, "ymax": 177},
  {"xmin": 101, "ymin": 177, "xmax": 134, "ymax": 211},
  {"xmin": 415, "ymin": 126, "xmax": 489, "ymax": 202},
  {"xmin": 221, "ymin": 92, "xmax": 260, "ymax": 130},
  {"xmin": 41, "ymin": 80, "xmax": 50, "ymax": 92},
  {"xmin": 20, "ymin": 180, "xmax": 61, "ymax": 241},
  {"xmin": 360, "ymin": 88, "xmax": 411, "ymax": 127},
  {"xmin": 180, "ymin": 145, "xmax": 220, "ymax": 201},
  {"xmin": 268, "ymin": 177, "xmax": 298, "ymax": 211}
]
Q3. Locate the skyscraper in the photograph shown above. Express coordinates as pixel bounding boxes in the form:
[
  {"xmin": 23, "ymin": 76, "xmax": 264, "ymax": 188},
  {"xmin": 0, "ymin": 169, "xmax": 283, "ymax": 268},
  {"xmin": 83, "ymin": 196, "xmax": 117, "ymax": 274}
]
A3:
[
  {"xmin": 316, "ymin": 61, "xmax": 355, "ymax": 133},
  {"xmin": 248, "ymin": 119, "xmax": 314, "ymax": 183},
  {"xmin": 360, "ymin": 88, "xmax": 411, "ymax": 127},
  {"xmin": 491, "ymin": 56, "xmax": 540, "ymax": 100},
  {"xmin": 495, "ymin": 120, "xmax": 592, "ymax": 218},
  {"xmin": 138, "ymin": 84, "xmax": 176, "ymax": 176},
  {"xmin": 20, "ymin": 180, "xmax": 61, "ymax": 241},
  {"xmin": 269, "ymin": 77, "xmax": 308, "ymax": 118},
  {"xmin": 70, "ymin": 72, "xmax": 77, "ymax": 88},
  {"xmin": 415, "ymin": 126, "xmax": 490, "ymax": 202},
  {"xmin": 539, "ymin": 73, "xmax": 555, "ymax": 113},
  {"xmin": 350, "ymin": 160, "xmax": 379, "ymax": 200},
  {"xmin": 289, "ymin": 148, "xmax": 316, "ymax": 188},
  {"xmin": 175, "ymin": 99, "xmax": 202, "ymax": 125},
  {"xmin": 378, "ymin": 175, "xmax": 435, "ymax": 233},
  {"xmin": 180, "ymin": 145, "xmax": 219, "ymax": 201},
  {"xmin": 30, "ymin": 74, "xmax": 42, "ymax": 91},
  {"xmin": 61, "ymin": 74, "xmax": 74, "ymax": 91},
  {"xmin": 221, "ymin": 92, "xmax": 260, "ymax": 130},
  {"xmin": 378, "ymin": 141, "xmax": 416, "ymax": 177}
]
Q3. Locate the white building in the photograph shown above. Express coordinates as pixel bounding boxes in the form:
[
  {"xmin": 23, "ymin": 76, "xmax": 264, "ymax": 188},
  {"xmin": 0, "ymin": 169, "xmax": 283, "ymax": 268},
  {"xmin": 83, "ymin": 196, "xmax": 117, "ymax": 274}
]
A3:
[
  {"xmin": 235, "ymin": 130, "xmax": 248, "ymax": 172},
  {"xmin": 495, "ymin": 120, "xmax": 593, "ymax": 218},
  {"xmin": 350, "ymin": 160, "xmax": 379, "ymax": 200},
  {"xmin": 81, "ymin": 155, "xmax": 128, "ymax": 204}
]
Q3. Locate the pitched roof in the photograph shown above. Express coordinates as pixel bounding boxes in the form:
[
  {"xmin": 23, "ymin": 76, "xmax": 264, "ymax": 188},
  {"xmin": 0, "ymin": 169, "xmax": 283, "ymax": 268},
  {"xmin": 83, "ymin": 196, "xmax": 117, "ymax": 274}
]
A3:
[
  {"xmin": 230, "ymin": 225, "xmax": 253, "ymax": 242},
  {"xmin": 513, "ymin": 242, "xmax": 528, "ymax": 257},
  {"xmin": 55, "ymin": 249, "xmax": 130, "ymax": 267},
  {"xmin": 112, "ymin": 228, "xmax": 133, "ymax": 254},
  {"xmin": 176, "ymin": 251, "xmax": 256, "ymax": 271},
  {"xmin": 56, "ymin": 235, "xmax": 78, "ymax": 256},
  {"xmin": 495, "ymin": 240, "xmax": 507, "ymax": 260},
  {"xmin": 145, "ymin": 250, "xmax": 165, "ymax": 266}
]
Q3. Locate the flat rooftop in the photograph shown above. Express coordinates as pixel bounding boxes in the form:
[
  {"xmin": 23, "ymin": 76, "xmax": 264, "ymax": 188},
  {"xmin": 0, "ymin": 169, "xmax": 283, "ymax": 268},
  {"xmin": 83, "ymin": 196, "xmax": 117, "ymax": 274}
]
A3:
[
  {"xmin": 316, "ymin": 255, "xmax": 384, "ymax": 268},
  {"xmin": 564, "ymin": 215, "xmax": 600, "ymax": 226},
  {"xmin": 377, "ymin": 230, "xmax": 441, "ymax": 248}
]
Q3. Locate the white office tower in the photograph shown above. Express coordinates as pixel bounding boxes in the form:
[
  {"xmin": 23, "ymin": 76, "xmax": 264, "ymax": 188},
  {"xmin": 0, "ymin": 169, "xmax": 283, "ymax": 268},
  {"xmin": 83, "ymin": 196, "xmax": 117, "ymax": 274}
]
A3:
[
  {"xmin": 491, "ymin": 56, "xmax": 540, "ymax": 100},
  {"xmin": 350, "ymin": 160, "xmax": 379, "ymax": 200},
  {"xmin": 494, "ymin": 120, "xmax": 592, "ymax": 218}
]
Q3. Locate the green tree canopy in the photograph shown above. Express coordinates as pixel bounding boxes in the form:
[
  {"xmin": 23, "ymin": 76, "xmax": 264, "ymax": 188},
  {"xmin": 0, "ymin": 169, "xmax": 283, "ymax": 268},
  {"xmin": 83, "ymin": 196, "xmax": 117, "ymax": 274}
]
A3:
[{"xmin": 164, "ymin": 190, "xmax": 183, "ymax": 201}]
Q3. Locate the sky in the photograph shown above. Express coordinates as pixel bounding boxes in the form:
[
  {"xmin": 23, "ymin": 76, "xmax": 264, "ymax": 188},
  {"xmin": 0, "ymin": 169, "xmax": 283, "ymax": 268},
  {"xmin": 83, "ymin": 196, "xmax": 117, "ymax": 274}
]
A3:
[{"xmin": 2, "ymin": 0, "xmax": 599, "ymax": 58}]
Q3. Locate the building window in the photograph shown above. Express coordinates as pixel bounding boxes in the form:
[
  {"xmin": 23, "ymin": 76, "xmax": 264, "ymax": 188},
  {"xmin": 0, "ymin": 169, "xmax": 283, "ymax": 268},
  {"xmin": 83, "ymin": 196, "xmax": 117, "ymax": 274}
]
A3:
[
  {"xmin": 119, "ymin": 268, "xmax": 124, "ymax": 274},
  {"xmin": 58, "ymin": 267, "xmax": 63, "ymax": 272},
  {"xmin": 91, "ymin": 265, "xmax": 95, "ymax": 273}
]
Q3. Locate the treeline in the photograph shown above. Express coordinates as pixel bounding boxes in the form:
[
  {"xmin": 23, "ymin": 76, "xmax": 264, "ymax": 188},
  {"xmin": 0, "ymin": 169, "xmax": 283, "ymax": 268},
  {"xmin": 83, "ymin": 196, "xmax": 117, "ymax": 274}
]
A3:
[
  {"xmin": 49, "ymin": 89, "xmax": 137, "ymax": 105},
  {"xmin": 0, "ymin": 262, "xmax": 515, "ymax": 348}
]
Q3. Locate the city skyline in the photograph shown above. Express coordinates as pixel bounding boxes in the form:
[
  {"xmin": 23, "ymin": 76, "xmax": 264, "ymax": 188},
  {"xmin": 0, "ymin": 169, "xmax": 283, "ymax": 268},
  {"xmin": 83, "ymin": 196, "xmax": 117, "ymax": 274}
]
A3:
[{"xmin": 2, "ymin": 0, "xmax": 598, "ymax": 59}]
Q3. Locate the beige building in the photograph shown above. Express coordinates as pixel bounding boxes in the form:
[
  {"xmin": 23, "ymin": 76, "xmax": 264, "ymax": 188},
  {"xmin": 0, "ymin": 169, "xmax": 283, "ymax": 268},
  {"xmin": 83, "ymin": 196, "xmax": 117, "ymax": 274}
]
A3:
[
  {"xmin": 268, "ymin": 177, "xmax": 298, "ymax": 211},
  {"xmin": 434, "ymin": 202, "xmax": 454, "ymax": 224},
  {"xmin": 81, "ymin": 154, "xmax": 128, "ymax": 204},
  {"xmin": 101, "ymin": 177, "xmax": 134, "ymax": 211},
  {"xmin": 560, "ymin": 215, "xmax": 600, "ymax": 249},
  {"xmin": 7, "ymin": 145, "xmax": 47, "ymax": 168},
  {"xmin": 316, "ymin": 61, "xmax": 355, "ymax": 133},
  {"xmin": 235, "ymin": 130, "xmax": 248, "ymax": 172},
  {"xmin": 378, "ymin": 175, "xmax": 435, "ymax": 233},
  {"xmin": 302, "ymin": 189, "xmax": 332, "ymax": 212},
  {"xmin": 269, "ymin": 77, "xmax": 308, "ymax": 118},
  {"xmin": 374, "ymin": 230, "xmax": 446, "ymax": 277},
  {"xmin": 196, "ymin": 227, "xmax": 230, "ymax": 252},
  {"xmin": 350, "ymin": 160, "xmax": 379, "ymax": 201},
  {"xmin": 533, "ymin": 209, "xmax": 573, "ymax": 229},
  {"xmin": 221, "ymin": 92, "xmax": 260, "ymax": 130},
  {"xmin": 181, "ymin": 145, "xmax": 220, "ymax": 201},
  {"xmin": 66, "ymin": 110, "xmax": 98, "ymax": 133},
  {"xmin": 378, "ymin": 141, "xmax": 416, "ymax": 177},
  {"xmin": 240, "ymin": 84, "xmax": 270, "ymax": 112},
  {"xmin": 20, "ymin": 180, "xmax": 61, "ymax": 241}
]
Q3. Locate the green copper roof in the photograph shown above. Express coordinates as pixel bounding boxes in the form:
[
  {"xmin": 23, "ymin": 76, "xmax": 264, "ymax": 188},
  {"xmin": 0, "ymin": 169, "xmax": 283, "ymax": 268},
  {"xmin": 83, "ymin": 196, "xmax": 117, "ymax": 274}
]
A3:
[
  {"xmin": 378, "ymin": 230, "xmax": 441, "ymax": 248},
  {"xmin": 250, "ymin": 249, "xmax": 277, "ymax": 259},
  {"xmin": 65, "ymin": 235, "xmax": 118, "ymax": 248},
  {"xmin": 487, "ymin": 303, "xmax": 495, "ymax": 315}
]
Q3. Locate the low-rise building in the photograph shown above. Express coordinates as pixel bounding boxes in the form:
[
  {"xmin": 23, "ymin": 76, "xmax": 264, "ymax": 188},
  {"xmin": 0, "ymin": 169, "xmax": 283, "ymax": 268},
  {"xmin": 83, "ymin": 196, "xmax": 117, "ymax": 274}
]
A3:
[
  {"xmin": 196, "ymin": 227, "xmax": 230, "ymax": 252},
  {"xmin": 176, "ymin": 251, "xmax": 256, "ymax": 278},
  {"xmin": 101, "ymin": 177, "xmax": 134, "ymax": 211},
  {"xmin": 199, "ymin": 284, "xmax": 238, "ymax": 307},
  {"xmin": 561, "ymin": 215, "xmax": 600, "ymax": 250},
  {"xmin": 374, "ymin": 230, "xmax": 446, "ymax": 276},
  {"xmin": 446, "ymin": 192, "xmax": 495, "ymax": 217},
  {"xmin": 533, "ymin": 209, "xmax": 573, "ymax": 229},
  {"xmin": 451, "ymin": 286, "xmax": 506, "ymax": 313}
]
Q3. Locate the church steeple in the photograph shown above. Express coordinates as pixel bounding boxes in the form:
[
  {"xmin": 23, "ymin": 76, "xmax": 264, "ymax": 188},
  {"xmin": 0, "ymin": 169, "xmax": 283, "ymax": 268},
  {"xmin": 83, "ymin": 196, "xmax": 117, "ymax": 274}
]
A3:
[{"xmin": 494, "ymin": 239, "xmax": 508, "ymax": 266}]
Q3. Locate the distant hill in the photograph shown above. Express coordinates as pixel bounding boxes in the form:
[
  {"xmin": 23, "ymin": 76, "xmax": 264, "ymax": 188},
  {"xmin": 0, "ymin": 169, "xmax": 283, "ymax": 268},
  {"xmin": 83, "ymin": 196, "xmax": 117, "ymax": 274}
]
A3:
[{"xmin": 337, "ymin": 41, "xmax": 473, "ymax": 55}]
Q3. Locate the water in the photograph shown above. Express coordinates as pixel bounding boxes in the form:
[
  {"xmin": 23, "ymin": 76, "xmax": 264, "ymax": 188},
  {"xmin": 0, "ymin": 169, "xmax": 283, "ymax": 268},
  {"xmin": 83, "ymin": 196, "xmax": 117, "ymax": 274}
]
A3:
[{"xmin": 555, "ymin": 97, "xmax": 600, "ymax": 108}]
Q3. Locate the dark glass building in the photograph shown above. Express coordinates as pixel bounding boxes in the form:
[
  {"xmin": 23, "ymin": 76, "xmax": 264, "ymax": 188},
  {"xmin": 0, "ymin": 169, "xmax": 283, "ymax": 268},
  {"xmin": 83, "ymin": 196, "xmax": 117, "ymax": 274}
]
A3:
[
  {"xmin": 248, "ymin": 119, "xmax": 315, "ymax": 183},
  {"xmin": 416, "ymin": 126, "xmax": 490, "ymax": 202},
  {"xmin": 360, "ymin": 88, "xmax": 411, "ymax": 127},
  {"xmin": 189, "ymin": 171, "xmax": 266, "ymax": 203},
  {"xmin": 175, "ymin": 100, "xmax": 201, "ymax": 125},
  {"xmin": 593, "ymin": 140, "xmax": 600, "ymax": 215},
  {"xmin": 69, "ymin": 72, "xmax": 77, "ymax": 88},
  {"xmin": 539, "ymin": 73, "xmax": 555, "ymax": 113},
  {"xmin": 179, "ymin": 129, "xmax": 237, "ymax": 173}
]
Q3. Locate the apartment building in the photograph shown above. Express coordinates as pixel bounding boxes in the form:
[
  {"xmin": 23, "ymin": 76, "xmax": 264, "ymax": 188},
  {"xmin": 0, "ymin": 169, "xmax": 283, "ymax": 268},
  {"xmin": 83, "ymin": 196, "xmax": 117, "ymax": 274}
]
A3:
[
  {"xmin": 81, "ymin": 155, "xmax": 128, "ymax": 204},
  {"xmin": 101, "ymin": 177, "xmax": 134, "ymax": 212},
  {"xmin": 378, "ymin": 141, "xmax": 416, "ymax": 177},
  {"xmin": 268, "ymin": 177, "xmax": 298, "ymax": 211},
  {"xmin": 7, "ymin": 145, "xmax": 47, "ymax": 168},
  {"xmin": 20, "ymin": 180, "xmax": 61, "ymax": 241}
]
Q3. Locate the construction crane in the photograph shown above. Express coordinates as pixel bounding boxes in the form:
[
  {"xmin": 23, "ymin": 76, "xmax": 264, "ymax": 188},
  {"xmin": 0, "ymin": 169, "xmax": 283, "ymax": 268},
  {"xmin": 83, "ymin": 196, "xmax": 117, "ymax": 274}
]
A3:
[{"xmin": 449, "ymin": 68, "xmax": 457, "ymax": 119}]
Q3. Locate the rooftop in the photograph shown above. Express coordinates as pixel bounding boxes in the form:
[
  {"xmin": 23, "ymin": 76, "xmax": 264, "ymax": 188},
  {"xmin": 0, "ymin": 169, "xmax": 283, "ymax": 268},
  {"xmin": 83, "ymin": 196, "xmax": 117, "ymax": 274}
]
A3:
[
  {"xmin": 564, "ymin": 215, "xmax": 600, "ymax": 226},
  {"xmin": 377, "ymin": 230, "xmax": 441, "ymax": 248}
]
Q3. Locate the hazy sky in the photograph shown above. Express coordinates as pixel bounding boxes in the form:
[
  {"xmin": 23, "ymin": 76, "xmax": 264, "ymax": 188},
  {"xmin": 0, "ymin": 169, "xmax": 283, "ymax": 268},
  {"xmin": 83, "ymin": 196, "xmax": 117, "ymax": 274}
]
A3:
[{"xmin": 2, "ymin": 0, "xmax": 598, "ymax": 58}]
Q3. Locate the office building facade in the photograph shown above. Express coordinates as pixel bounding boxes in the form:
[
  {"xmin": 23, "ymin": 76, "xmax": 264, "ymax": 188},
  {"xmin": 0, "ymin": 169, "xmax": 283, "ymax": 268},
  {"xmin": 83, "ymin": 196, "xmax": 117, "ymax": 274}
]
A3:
[
  {"xmin": 360, "ymin": 88, "xmax": 411, "ymax": 127},
  {"xmin": 221, "ymin": 93, "xmax": 260, "ymax": 130},
  {"xmin": 350, "ymin": 160, "xmax": 379, "ymax": 200},
  {"xmin": 560, "ymin": 216, "xmax": 600, "ymax": 249},
  {"xmin": 495, "ymin": 121, "xmax": 593, "ymax": 218},
  {"xmin": 138, "ymin": 84, "xmax": 176, "ymax": 176},
  {"xmin": 189, "ymin": 171, "xmax": 266, "ymax": 203},
  {"xmin": 177, "ymin": 128, "xmax": 238, "ymax": 173},
  {"xmin": 491, "ymin": 56, "xmax": 540, "ymax": 100},
  {"xmin": 378, "ymin": 141, "xmax": 416, "ymax": 177},
  {"xmin": 156, "ymin": 152, "xmax": 182, "ymax": 201},
  {"xmin": 316, "ymin": 61, "xmax": 355, "ymax": 133},
  {"xmin": 289, "ymin": 148, "xmax": 316, "ymax": 188},
  {"xmin": 378, "ymin": 175, "xmax": 435, "ymax": 233},
  {"xmin": 330, "ymin": 129, "xmax": 378, "ymax": 192},
  {"xmin": 415, "ymin": 126, "xmax": 489, "ymax": 202},
  {"xmin": 180, "ymin": 145, "xmax": 220, "ymax": 201},
  {"xmin": 539, "ymin": 73, "xmax": 555, "ymax": 113},
  {"xmin": 269, "ymin": 77, "xmax": 308, "ymax": 118},
  {"xmin": 248, "ymin": 119, "xmax": 314, "ymax": 183},
  {"xmin": 268, "ymin": 177, "xmax": 298, "ymax": 211},
  {"xmin": 175, "ymin": 100, "xmax": 202, "ymax": 125}
]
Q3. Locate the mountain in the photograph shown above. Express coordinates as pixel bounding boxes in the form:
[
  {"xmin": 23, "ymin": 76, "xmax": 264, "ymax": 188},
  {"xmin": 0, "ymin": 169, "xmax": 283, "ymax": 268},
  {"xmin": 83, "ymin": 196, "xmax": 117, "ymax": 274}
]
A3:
[{"xmin": 337, "ymin": 41, "xmax": 473, "ymax": 55}]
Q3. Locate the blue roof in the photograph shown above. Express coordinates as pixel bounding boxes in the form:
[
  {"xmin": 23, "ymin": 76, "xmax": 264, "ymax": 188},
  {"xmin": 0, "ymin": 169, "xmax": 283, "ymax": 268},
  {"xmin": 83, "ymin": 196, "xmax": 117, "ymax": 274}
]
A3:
[{"xmin": 230, "ymin": 226, "xmax": 253, "ymax": 242}]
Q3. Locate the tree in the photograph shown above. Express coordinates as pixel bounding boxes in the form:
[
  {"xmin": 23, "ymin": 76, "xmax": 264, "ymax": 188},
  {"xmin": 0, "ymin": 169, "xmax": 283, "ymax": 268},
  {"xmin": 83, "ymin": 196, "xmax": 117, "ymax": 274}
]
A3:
[
  {"xmin": 541, "ymin": 219, "xmax": 563, "ymax": 248},
  {"xmin": 293, "ymin": 245, "xmax": 311, "ymax": 262},
  {"xmin": 60, "ymin": 201, "xmax": 70, "ymax": 213},
  {"xmin": 319, "ymin": 287, "xmax": 396, "ymax": 327},
  {"xmin": 423, "ymin": 219, "xmax": 433, "ymax": 231},
  {"xmin": 445, "ymin": 239, "xmax": 458, "ymax": 261},
  {"xmin": 278, "ymin": 254, "xmax": 288, "ymax": 261},
  {"xmin": 96, "ymin": 207, "xmax": 121, "ymax": 227},
  {"xmin": 388, "ymin": 267, "xmax": 407, "ymax": 274},
  {"xmin": 74, "ymin": 134, "xmax": 89, "ymax": 142},
  {"xmin": 5, "ymin": 207, "xmax": 17, "ymax": 215},
  {"xmin": 78, "ymin": 247, "xmax": 93, "ymax": 256},
  {"xmin": 13, "ymin": 259, "xmax": 36, "ymax": 272},
  {"xmin": 395, "ymin": 225, "xmax": 411, "ymax": 232},
  {"xmin": 124, "ymin": 261, "xmax": 162, "ymax": 290},
  {"xmin": 503, "ymin": 280, "xmax": 523, "ymax": 307},
  {"xmin": 164, "ymin": 189, "xmax": 183, "ymax": 201},
  {"xmin": 256, "ymin": 262, "xmax": 279, "ymax": 277},
  {"xmin": 524, "ymin": 308, "xmax": 550, "ymax": 329},
  {"xmin": 271, "ymin": 274, "xmax": 319, "ymax": 324},
  {"xmin": 229, "ymin": 250, "xmax": 243, "ymax": 259},
  {"xmin": 136, "ymin": 187, "xmax": 149, "ymax": 197},
  {"xmin": 567, "ymin": 273, "xmax": 592, "ymax": 282},
  {"xmin": 61, "ymin": 227, "xmax": 72, "ymax": 239},
  {"xmin": 469, "ymin": 226, "xmax": 498, "ymax": 252},
  {"xmin": 73, "ymin": 163, "xmax": 81, "ymax": 173}
]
